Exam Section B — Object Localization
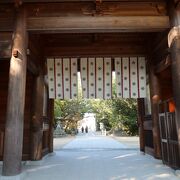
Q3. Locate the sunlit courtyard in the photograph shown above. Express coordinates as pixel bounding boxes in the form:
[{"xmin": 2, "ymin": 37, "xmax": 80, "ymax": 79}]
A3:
[{"xmin": 22, "ymin": 133, "xmax": 179, "ymax": 180}]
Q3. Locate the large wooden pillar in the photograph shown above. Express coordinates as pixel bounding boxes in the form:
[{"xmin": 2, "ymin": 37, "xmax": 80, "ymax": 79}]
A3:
[
  {"xmin": 30, "ymin": 72, "xmax": 44, "ymax": 160},
  {"xmin": 168, "ymin": 27, "xmax": 180, "ymax": 157},
  {"xmin": 149, "ymin": 62, "xmax": 161, "ymax": 159},
  {"xmin": 137, "ymin": 98, "xmax": 145, "ymax": 152},
  {"xmin": 167, "ymin": 0, "xmax": 180, "ymax": 161},
  {"xmin": 2, "ymin": 6, "xmax": 28, "ymax": 176}
]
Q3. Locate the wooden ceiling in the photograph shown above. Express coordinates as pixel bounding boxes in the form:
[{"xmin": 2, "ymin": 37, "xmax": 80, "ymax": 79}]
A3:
[
  {"xmin": 0, "ymin": 1, "xmax": 169, "ymax": 32},
  {"xmin": 0, "ymin": 0, "xmax": 167, "ymax": 3},
  {"xmin": 0, "ymin": 0, "xmax": 169, "ymax": 58},
  {"xmin": 38, "ymin": 32, "xmax": 155, "ymax": 57}
]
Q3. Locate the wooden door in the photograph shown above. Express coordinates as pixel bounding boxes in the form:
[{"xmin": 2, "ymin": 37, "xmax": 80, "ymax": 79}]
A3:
[
  {"xmin": 166, "ymin": 112, "xmax": 180, "ymax": 168},
  {"xmin": 159, "ymin": 112, "xmax": 180, "ymax": 168},
  {"xmin": 159, "ymin": 113, "xmax": 169, "ymax": 164}
]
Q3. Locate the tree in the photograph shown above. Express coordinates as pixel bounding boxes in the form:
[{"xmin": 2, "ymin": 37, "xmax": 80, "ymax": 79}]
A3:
[
  {"xmin": 54, "ymin": 72, "xmax": 138, "ymax": 136},
  {"xmin": 111, "ymin": 98, "xmax": 138, "ymax": 135}
]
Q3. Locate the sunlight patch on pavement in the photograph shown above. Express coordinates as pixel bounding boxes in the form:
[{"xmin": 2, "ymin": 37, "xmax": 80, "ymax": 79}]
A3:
[
  {"xmin": 76, "ymin": 156, "xmax": 89, "ymax": 160},
  {"xmin": 113, "ymin": 153, "xmax": 137, "ymax": 159}
]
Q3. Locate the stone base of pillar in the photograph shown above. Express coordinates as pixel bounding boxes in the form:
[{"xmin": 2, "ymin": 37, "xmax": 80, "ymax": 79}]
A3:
[
  {"xmin": 0, "ymin": 172, "xmax": 26, "ymax": 180},
  {"xmin": 25, "ymin": 152, "xmax": 55, "ymax": 166},
  {"xmin": 0, "ymin": 152, "xmax": 55, "ymax": 166},
  {"xmin": 0, "ymin": 152, "xmax": 56, "ymax": 178}
]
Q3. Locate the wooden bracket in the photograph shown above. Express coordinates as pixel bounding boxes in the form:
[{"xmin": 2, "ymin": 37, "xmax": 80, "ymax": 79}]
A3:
[
  {"xmin": 14, "ymin": 0, "xmax": 23, "ymax": 8},
  {"xmin": 168, "ymin": 26, "xmax": 180, "ymax": 47},
  {"xmin": 96, "ymin": 0, "xmax": 102, "ymax": 2},
  {"xmin": 95, "ymin": 0, "xmax": 102, "ymax": 15},
  {"xmin": 12, "ymin": 49, "xmax": 19, "ymax": 58}
]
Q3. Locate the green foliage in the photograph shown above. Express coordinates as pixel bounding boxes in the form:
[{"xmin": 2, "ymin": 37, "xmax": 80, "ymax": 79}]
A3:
[
  {"xmin": 54, "ymin": 98, "xmax": 138, "ymax": 135},
  {"xmin": 54, "ymin": 99, "xmax": 86, "ymax": 120},
  {"xmin": 111, "ymin": 98, "xmax": 138, "ymax": 135}
]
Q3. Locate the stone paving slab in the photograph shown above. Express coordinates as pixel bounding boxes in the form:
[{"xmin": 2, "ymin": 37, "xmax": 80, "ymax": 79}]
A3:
[
  {"xmin": 1, "ymin": 133, "xmax": 179, "ymax": 180},
  {"xmin": 54, "ymin": 135, "xmax": 75, "ymax": 150},
  {"xmin": 62, "ymin": 134, "xmax": 127, "ymax": 150},
  {"xmin": 109, "ymin": 135, "xmax": 139, "ymax": 149},
  {"xmin": 23, "ymin": 133, "xmax": 179, "ymax": 180},
  {"xmin": 24, "ymin": 149, "xmax": 179, "ymax": 180}
]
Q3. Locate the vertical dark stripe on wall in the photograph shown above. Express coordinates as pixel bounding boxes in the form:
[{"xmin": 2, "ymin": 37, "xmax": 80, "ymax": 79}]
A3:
[
  {"xmin": 129, "ymin": 57, "xmax": 131, "ymax": 98},
  {"xmin": 103, "ymin": 58, "xmax": 105, "ymax": 99},
  {"xmin": 121, "ymin": 58, "xmax": 124, "ymax": 98},
  {"xmin": 111, "ymin": 57, "xmax": 112, "ymax": 99},
  {"xmin": 95, "ymin": 58, "xmax": 97, "ymax": 98},
  {"xmin": 54, "ymin": 58, "xmax": 56, "ymax": 98},
  {"xmin": 137, "ymin": 57, "xmax": 140, "ymax": 98},
  {"xmin": 62, "ymin": 59, "xmax": 64, "ymax": 99},
  {"xmin": 87, "ymin": 58, "xmax": 89, "ymax": 98},
  {"xmin": 69, "ymin": 58, "xmax": 72, "ymax": 99}
]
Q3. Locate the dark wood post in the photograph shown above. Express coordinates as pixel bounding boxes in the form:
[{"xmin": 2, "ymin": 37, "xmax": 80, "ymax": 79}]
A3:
[
  {"xmin": 167, "ymin": 0, "xmax": 180, "ymax": 161},
  {"xmin": 30, "ymin": 72, "xmax": 44, "ymax": 160},
  {"xmin": 148, "ymin": 62, "xmax": 161, "ymax": 159},
  {"xmin": 168, "ymin": 27, "xmax": 180, "ymax": 157},
  {"xmin": 48, "ymin": 99, "xmax": 54, "ymax": 153},
  {"xmin": 137, "ymin": 98, "xmax": 145, "ymax": 152},
  {"xmin": 2, "ymin": 6, "xmax": 28, "ymax": 176}
]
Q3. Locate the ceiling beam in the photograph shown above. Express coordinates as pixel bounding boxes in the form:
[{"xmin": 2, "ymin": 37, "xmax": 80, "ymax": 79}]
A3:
[
  {"xmin": 44, "ymin": 43, "xmax": 147, "ymax": 57},
  {"xmin": 0, "ymin": 0, "xmax": 167, "ymax": 3},
  {"xmin": 27, "ymin": 16, "xmax": 170, "ymax": 32},
  {"xmin": 0, "ymin": 16, "xmax": 169, "ymax": 33}
]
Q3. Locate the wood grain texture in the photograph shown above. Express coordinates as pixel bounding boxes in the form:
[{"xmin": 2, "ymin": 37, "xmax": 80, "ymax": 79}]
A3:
[
  {"xmin": 30, "ymin": 72, "xmax": 44, "ymax": 161},
  {"xmin": 27, "ymin": 16, "xmax": 169, "ymax": 32},
  {"xmin": 0, "ymin": 1, "xmax": 169, "ymax": 33},
  {"xmin": 148, "ymin": 62, "xmax": 162, "ymax": 159},
  {"xmin": 2, "ymin": 6, "xmax": 28, "ymax": 176}
]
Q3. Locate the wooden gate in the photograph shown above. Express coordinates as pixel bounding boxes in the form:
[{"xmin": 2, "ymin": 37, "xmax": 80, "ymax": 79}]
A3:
[{"xmin": 159, "ymin": 101, "xmax": 180, "ymax": 169}]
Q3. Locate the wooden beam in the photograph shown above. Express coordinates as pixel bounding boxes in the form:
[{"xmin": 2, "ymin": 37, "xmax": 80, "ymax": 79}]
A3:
[
  {"xmin": 28, "ymin": 16, "xmax": 169, "ymax": 33},
  {"xmin": 154, "ymin": 55, "xmax": 171, "ymax": 74},
  {"xmin": 0, "ymin": 33, "xmax": 12, "ymax": 58},
  {"xmin": 0, "ymin": 15, "xmax": 170, "ymax": 32},
  {"xmin": 44, "ymin": 43, "xmax": 147, "ymax": 57},
  {"xmin": 0, "ymin": 0, "xmax": 168, "ymax": 3},
  {"xmin": 25, "ymin": 2, "xmax": 167, "ymax": 17},
  {"xmin": 2, "ymin": 6, "xmax": 28, "ymax": 176},
  {"xmin": 0, "ymin": 49, "xmax": 11, "ymax": 59},
  {"xmin": 0, "ymin": 45, "xmax": 40, "ymax": 75}
]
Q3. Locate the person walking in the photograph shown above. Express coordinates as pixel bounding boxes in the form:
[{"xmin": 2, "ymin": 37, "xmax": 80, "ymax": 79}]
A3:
[
  {"xmin": 81, "ymin": 126, "xmax": 84, "ymax": 133},
  {"xmin": 85, "ymin": 126, "xmax": 88, "ymax": 133}
]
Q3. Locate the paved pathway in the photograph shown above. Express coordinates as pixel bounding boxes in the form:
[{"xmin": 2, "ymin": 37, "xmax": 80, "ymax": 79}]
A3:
[
  {"xmin": 24, "ymin": 133, "xmax": 179, "ymax": 180},
  {"xmin": 63, "ymin": 133, "xmax": 127, "ymax": 150}
]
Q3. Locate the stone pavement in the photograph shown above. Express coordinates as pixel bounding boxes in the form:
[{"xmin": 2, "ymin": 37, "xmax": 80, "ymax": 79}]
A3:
[
  {"xmin": 63, "ymin": 133, "xmax": 127, "ymax": 150},
  {"xmin": 22, "ymin": 132, "xmax": 179, "ymax": 180}
]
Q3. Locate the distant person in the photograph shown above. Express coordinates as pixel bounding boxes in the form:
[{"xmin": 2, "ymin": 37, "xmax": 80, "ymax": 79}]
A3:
[
  {"xmin": 81, "ymin": 126, "xmax": 84, "ymax": 133},
  {"xmin": 85, "ymin": 126, "xmax": 88, "ymax": 133}
]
